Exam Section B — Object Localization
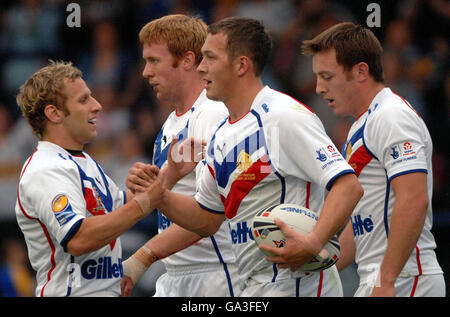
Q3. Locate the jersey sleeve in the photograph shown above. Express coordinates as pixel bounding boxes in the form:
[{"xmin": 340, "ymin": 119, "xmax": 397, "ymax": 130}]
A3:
[
  {"xmin": 274, "ymin": 106, "xmax": 355, "ymax": 190},
  {"xmin": 190, "ymin": 102, "xmax": 228, "ymax": 213},
  {"xmin": 364, "ymin": 106, "xmax": 428, "ymax": 181},
  {"xmin": 194, "ymin": 158, "xmax": 225, "ymax": 214},
  {"xmin": 20, "ymin": 162, "xmax": 86, "ymax": 249},
  {"xmin": 188, "ymin": 102, "xmax": 229, "ymax": 144}
]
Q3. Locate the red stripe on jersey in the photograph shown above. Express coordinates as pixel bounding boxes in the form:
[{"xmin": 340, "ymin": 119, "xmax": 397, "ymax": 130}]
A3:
[
  {"xmin": 273, "ymin": 89, "xmax": 314, "ymax": 113},
  {"xmin": 305, "ymin": 182, "xmax": 311, "ymax": 209},
  {"xmin": 392, "ymin": 91, "xmax": 420, "ymax": 118},
  {"xmin": 316, "ymin": 271, "xmax": 324, "ymax": 297},
  {"xmin": 221, "ymin": 156, "xmax": 272, "ymax": 219},
  {"xmin": 17, "ymin": 149, "xmax": 38, "ymax": 220},
  {"xmin": 348, "ymin": 145, "xmax": 373, "ymax": 177},
  {"xmin": 38, "ymin": 221, "xmax": 57, "ymax": 297},
  {"xmin": 17, "ymin": 149, "xmax": 56, "ymax": 297},
  {"xmin": 207, "ymin": 164, "xmax": 216, "ymax": 180}
]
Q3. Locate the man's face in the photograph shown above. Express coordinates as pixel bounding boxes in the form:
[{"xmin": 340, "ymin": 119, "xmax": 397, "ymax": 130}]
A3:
[
  {"xmin": 142, "ymin": 42, "xmax": 183, "ymax": 105},
  {"xmin": 312, "ymin": 48, "xmax": 359, "ymax": 117},
  {"xmin": 60, "ymin": 77, "xmax": 102, "ymax": 148},
  {"xmin": 197, "ymin": 32, "xmax": 234, "ymax": 103}
]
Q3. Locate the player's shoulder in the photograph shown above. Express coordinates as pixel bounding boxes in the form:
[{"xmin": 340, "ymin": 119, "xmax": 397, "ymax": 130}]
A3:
[
  {"xmin": 367, "ymin": 88, "xmax": 419, "ymax": 120},
  {"xmin": 253, "ymin": 87, "xmax": 316, "ymax": 125},
  {"xmin": 190, "ymin": 96, "xmax": 228, "ymax": 129},
  {"xmin": 21, "ymin": 143, "xmax": 79, "ymax": 180},
  {"xmin": 195, "ymin": 95, "xmax": 229, "ymax": 117}
]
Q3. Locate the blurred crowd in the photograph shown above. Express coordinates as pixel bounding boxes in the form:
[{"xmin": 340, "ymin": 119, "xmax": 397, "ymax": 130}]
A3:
[{"xmin": 0, "ymin": 0, "xmax": 448, "ymax": 296}]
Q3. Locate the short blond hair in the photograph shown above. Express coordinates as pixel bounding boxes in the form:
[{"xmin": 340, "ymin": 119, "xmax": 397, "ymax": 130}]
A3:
[
  {"xmin": 16, "ymin": 60, "xmax": 82, "ymax": 138},
  {"xmin": 139, "ymin": 14, "xmax": 207, "ymax": 66}
]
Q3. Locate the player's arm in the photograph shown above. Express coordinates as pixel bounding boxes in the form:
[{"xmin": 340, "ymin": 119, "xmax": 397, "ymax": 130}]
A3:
[
  {"xmin": 336, "ymin": 220, "xmax": 356, "ymax": 271},
  {"xmin": 313, "ymin": 173, "xmax": 363, "ymax": 248},
  {"xmin": 371, "ymin": 172, "xmax": 428, "ymax": 297},
  {"xmin": 160, "ymin": 189, "xmax": 225, "ymax": 237},
  {"xmin": 121, "ymin": 223, "xmax": 205, "ymax": 295},
  {"xmin": 261, "ymin": 173, "xmax": 362, "ymax": 270},
  {"xmin": 66, "ymin": 183, "xmax": 163, "ymax": 256},
  {"xmin": 121, "ymin": 176, "xmax": 223, "ymax": 295}
]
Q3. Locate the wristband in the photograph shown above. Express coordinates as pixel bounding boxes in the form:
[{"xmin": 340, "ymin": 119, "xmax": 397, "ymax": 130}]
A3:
[
  {"xmin": 122, "ymin": 256, "xmax": 148, "ymax": 285},
  {"xmin": 134, "ymin": 245, "xmax": 159, "ymax": 267}
]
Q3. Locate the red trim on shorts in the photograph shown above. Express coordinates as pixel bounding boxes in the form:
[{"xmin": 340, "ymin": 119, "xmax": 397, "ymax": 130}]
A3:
[
  {"xmin": 415, "ymin": 246, "xmax": 423, "ymax": 275},
  {"xmin": 316, "ymin": 271, "xmax": 324, "ymax": 297},
  {"xmin": 410, "ymin": 246, "xmax": 423, "ymax": 297},
  {"xmin": 410, "ymin": 275, "xmax": 419, "ymax": 297}
]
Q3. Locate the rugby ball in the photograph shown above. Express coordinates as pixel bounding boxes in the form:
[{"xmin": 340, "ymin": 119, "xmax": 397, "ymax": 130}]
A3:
[{"xmin": 251, "ymin": 203, "xmax": 340, "ymax": 272}]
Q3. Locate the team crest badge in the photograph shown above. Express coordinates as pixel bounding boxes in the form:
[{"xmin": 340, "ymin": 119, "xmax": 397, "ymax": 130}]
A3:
[
  {"xmin": 345, "ymin": 142, "xmax": 353, "ymax": 161},
  {"xmin": 237, "ymin": 150, "xmax": 252, "ymax": 173}
]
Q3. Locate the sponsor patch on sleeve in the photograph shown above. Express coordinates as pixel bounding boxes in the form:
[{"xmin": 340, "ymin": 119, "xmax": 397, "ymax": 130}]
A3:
[
  {"xmin": 390, "ymin": 141, "xmax": 417, "ymax": 163},
  {"xmin": 52, "ymin": 194, "xmax": 76, "ymax": 225}
]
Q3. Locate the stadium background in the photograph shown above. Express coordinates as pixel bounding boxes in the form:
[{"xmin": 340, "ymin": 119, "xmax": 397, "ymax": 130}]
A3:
[{"xmin": 0, "ymin": 0, "xmax": 447, "ymax": 297}]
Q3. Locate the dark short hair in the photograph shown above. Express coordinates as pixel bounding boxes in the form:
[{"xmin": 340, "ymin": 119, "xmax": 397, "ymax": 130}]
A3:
[
  {"xmin": 302, "ymin": 22, "xmax": 384, "ymax": 83},
  {"xmin": 208, "ymin": 17, "xmax": 272, "ymax": 76}
]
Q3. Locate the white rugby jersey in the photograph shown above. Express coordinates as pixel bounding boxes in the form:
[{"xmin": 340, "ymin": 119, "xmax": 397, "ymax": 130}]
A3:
[
  {"xmin": 153, "ymin": 90, "xmax": 236, "ymax": 272},
  {"xmin": 16, "ymin": 141, "xmax": 126, "ymax": 297},
  {"xmin": 195, "ymin": 86, "xmax": 355, "ymax": 284},
  {"xmin": 342, "ymin": 88, "xmax": 443, "ymax": 283}
]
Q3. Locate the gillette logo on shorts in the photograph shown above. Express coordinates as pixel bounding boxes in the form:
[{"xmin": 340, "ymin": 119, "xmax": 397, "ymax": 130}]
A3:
[{"xmin": 81, "ymin": 257, "xmax": 123, "ymax": 280}]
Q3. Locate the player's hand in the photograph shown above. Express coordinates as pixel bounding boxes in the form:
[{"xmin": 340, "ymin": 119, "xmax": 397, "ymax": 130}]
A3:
[
  {"xmin": 259, "ymin": 218, "xmax": 320, "ymax": 271},
  {"xmin": 126, "ymin": 162, "xmax": 159, "ymax": 194},
  {"xmin": 120, "ymin": 275, "xmax": 134, "ymax": 297},
  {"xmin": 164, "ymin": 135, "xmax": 206, "ymax": 187},
  {"xmin": 145, "ymin": 174, "xmax": 165, "ymax": 210}
]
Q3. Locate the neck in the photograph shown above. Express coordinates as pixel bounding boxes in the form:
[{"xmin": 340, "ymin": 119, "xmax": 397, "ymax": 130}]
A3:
[
  {"xmin": 173, "ymin": 72, "xmax": 205, "ymax": 115},
  {"xmin": 353, "ymin": 82, "xmax": 385, "ymax": 118},
  {"xmin": 226, "ymin": 78, "xmax": 264, "ymax": 122},
  {"xmin": 41, "ymin": 129, "xmax": 84, "ymax": 151}
]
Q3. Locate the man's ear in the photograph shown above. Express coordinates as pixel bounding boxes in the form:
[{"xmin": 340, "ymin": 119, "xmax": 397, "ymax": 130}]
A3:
[
  {"xmin": 234, "ymin": 56, "xmax": 251, "ymax": 77},
  {"xmin": 354, "ymin": 62, "xmax": 370, "ymax": 83},
  {"xmin": 180, "ymin": 51, "xmax": 197, "ymax": 70},
  {"xmin": 44, "ymin": 104, "xmax": 63, "ymax": 123}
]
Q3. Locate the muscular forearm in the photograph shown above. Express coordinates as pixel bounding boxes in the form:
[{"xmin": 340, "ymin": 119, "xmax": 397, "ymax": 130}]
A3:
[
  {"xmin": 67, "ymin": 200, "xmax": 148, "ymax": 256},
  {"xmin": 379, "ymin": 194, "xmax": 427, "ymax": 284},
  {"xmin": 145, "ymin": 224, "xmax": 202, "ymax": 260},
  {"xmin": 336, "ymin": 220, "xmax": 356, "ymax": 271},
  {"xmin": 160, "ymin": 190, "xmax": 223, "ymax": 237},
  {"xmin": 313, "ymin": 173, "xmax": 363, "ymax": 247}
]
